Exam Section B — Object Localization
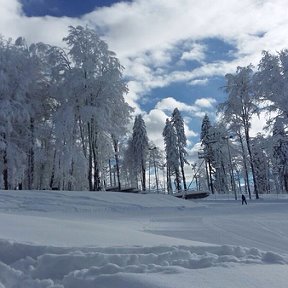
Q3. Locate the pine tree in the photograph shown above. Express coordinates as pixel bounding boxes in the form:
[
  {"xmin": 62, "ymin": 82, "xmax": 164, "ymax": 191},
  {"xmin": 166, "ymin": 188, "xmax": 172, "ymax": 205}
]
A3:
[
  {"xmin": 163, "ymin": 119, "xmax": 181, "ymax": 193},
  {"xmin": 201, "ymin": 114, "xmax": 212, "ymax": 146},
  {"xmin": 171, "ymin": 108, "xmax": 188, "ymax": 190},
  {"xmin": 208, "ymin": 125, "xmax": 231, "ymax": 195},
  {"xmin": 200, "ymin": 114, "xmax": 215, "ymax": 194},
  {"xmin": 131, "ymin": 115, "xmax": 149, "ymax": 191}
]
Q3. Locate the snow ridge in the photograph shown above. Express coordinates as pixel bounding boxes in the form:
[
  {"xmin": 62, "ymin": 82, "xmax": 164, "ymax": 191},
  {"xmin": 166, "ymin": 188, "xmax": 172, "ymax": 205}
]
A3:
[{"xmin": 0, "ymin": 240, "xmax": 287, "ymax": 288}]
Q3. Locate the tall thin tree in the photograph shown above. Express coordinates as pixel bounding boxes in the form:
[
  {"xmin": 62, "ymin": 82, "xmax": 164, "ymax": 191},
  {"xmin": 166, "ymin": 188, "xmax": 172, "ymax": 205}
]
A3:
[
  {"xmin": 171, "ymin": 108, "xmax": 188, "ymax": 190},
  {"xmin": 132, "ymin": 115, "xmax": 149, "ymax": 191}
]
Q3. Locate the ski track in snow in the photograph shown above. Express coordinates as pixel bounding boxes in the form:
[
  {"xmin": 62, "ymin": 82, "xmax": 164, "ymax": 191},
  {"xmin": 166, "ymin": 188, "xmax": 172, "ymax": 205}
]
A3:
[{"xmin": 0, "ymin": 190, "xmax": 288, "ymax": 287}]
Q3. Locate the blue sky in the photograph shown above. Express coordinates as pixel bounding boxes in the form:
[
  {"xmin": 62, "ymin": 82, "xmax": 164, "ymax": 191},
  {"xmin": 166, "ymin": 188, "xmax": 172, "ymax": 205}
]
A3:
[
  {"xmin": 1, "ymin": 0, "xmax": 288, "ymax": 155},
  {"xmin": 21, "ymin": 0, "xmax": 127, "ymax": 17}
]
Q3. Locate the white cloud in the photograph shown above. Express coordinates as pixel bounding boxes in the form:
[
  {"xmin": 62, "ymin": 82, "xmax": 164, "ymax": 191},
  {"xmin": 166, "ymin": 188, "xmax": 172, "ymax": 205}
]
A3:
[
  {"xmin": 124, "ymin": 81, "xmax": 143, "ymax": 114},
  {"xmin": 2, "ymin": 0, "xmax": 288, "ymax": 80},
  {"xmin": 154, "ymin": 97, "xmax": 216, "ymax": 118},
  {"xmin": 155, "ymin": 97, "xmax": 198, "ymax": 113},
  {"xmin": 181, "ymin": 43, "xmax": 207, "ymax": 63},
  {"xmin": 1, "ymin": 0, "xmax": 288, "ymax": 146},
  {"xmin": 184, "ymin": 123, "xmax": 198, "ymax": 138},
  {"xmin": 188, "ymin": 78, "xmax": 209, "ymax": 86},
  {"xmin": 195, "ymin": 98, "xmax": 217, "ymax": 108},
  {"xmin": 143, "ymin": 109, "xmax": 168, "ymax": 149},
  {"xmin": 0, "ymin": 0, "xmax": 80, "ymax": 47}
]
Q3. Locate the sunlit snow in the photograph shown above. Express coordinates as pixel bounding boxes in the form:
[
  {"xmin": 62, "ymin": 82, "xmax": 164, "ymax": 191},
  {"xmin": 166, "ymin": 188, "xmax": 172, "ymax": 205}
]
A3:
[{"xmin": 0, "ymin": 190, "xmax": 287, "ymax": 287}]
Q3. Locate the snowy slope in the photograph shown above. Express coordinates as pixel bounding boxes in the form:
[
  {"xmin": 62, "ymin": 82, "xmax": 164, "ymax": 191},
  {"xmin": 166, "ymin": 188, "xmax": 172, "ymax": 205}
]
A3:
[{"xmin": 0, "ymin": 190, "xmax": 287, "ymax": 288}]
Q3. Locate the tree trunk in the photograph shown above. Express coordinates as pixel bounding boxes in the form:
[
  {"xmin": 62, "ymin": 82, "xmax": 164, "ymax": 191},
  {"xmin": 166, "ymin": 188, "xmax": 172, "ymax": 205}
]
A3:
[
  {"xmin": 87, "ymin": 122, "xmax": 93, "ymax": 191},
  {"xmin": 284, "ymin": 173, "xmax": 288, "ymax": 193},
  {"xmin": 179, "ymin": 153, "xmax": 187, "ymax": 190},
  {"xmin": 108, "ymin": 159, "xmax": 113, "ymax": 187},
  {"xmin": 28, "ymin": 117, "xmax": 35, "ymax": 190},
  {"xmin": 3, "ymin": 148, "xmax": 8, "ymax": 190},
  {"xmin": 244, "ymin": 126, "xmax": 259, "ymax": 199},
  {"xmin": 205, "ymin": 159, "xmax": 210, "ymax": 192},
  {"xmin": 112, "ymin": 137, "xmax": 121, "ymax": 191},
  {"xmin": 208, "ymin": 159, "xmax": 214, "ymax": 194},
  {"xmin": 175, "ymin": 167, "xmax": 181, "ymax": 192},
  {"xmin": 49, "ymin": 150, "xmax": 57, "ymax": 189},
  {"xmin": 154, "ymin": 158, "xmax": 159, "ymax": 193},
  {"xmin": 239, "ymin": 133, "xmax": 252, "ymax": 199},
  {"xmin": 142, "ymin": 162, "xmax": 146, "ymax": 191},
  {"xmin": 92, "ymin": 133, "xmax": 101, "ymax": 191},
  {"xmin": 68, "ymin": 160, "xmax": 74, "ymax": 191},
  {"xmin": 167, "ymin": 166, "xmax": 172, "ymax": 194}
]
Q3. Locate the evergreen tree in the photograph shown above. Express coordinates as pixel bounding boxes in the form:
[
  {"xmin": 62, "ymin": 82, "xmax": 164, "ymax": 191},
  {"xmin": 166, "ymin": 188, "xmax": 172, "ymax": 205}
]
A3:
[
  {"xmin": 171, "ymin": 108, "xmax": 188, "ymax": 190},
  {"xmin": 163, "ymin": 119, "xmax": 181, "ymax": 193},
  {"xmin": 208, "ymin": 125, "xmax": 231, "ymax": 195},
  {"xmin": 122, "ymin": 137, "xmax": 137, "ymax": 188},
  {"xmin": 201, "ymin": 114, "xmax": 212, "ymax": 146},
  {"xmin": 200, "ymin": 114, "xmax": 215, "ymax": 194},
  {"xmin": 131, "ymin": 115, "xmax": 149, "ymax": 191}
]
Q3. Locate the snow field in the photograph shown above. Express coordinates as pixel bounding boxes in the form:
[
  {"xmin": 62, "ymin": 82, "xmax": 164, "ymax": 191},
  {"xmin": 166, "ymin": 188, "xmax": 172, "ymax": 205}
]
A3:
[{"xmin": 0, "ymin": 190, "xmax": 288, "ymax": 287}]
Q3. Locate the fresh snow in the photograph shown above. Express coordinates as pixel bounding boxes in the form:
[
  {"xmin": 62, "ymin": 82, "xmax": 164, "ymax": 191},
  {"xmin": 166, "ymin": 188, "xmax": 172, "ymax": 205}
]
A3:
[{"xmin": 0, "ymin": 190, "xmax": 287, "ymax": 287}]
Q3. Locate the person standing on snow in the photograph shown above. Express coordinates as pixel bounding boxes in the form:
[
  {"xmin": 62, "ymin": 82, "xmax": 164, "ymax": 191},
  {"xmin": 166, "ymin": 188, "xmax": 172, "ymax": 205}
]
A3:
[{"xmin": 241, "ymin": 194, "xmax": 247, "ymax": 205}]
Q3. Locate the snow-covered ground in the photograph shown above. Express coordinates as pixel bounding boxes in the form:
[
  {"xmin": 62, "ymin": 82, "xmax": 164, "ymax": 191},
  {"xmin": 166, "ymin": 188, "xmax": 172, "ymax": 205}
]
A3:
[{"xmin": 0, "ymin": 190, "xmax": 287, "ymax": 287}]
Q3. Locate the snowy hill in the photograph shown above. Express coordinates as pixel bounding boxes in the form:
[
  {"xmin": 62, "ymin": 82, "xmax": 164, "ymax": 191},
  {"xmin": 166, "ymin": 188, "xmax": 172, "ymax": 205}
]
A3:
[{"xmin": 0, "ymin": 190, "xmax": 287, "ymax": 287}]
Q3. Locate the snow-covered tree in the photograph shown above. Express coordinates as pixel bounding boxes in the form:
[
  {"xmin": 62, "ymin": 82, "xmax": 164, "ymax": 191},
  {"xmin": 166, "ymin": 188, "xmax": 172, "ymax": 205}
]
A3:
[
  {"xmin": 131, "ymin": 115, "xmax": 149, "ymax": 191},
  {"xmin": 163, "ymin": 118, "xmax": 181, "ymax": 193},
  {"xmin": 171, "ymin": 108, "xmax": 188, "ymax": 190},
  {"xmin": 122, "ymin": 137, "xmax": 137, "ymax": 188},
  {"xmin": 200, "ymin": 114, "xmax": 215, "ymax": 194},
  {"xmin": 147, "ymin": 144, "xmax": 165, "ymax": 192},
  {"xmin": 272, "ymin": 118, "xmax": 288, "ymax": 192},
  {"xmin": 220, "ymin": 65, "xmax": 260, "ymax": 199},
  {"xmin": 0, "ymin": 26, "xmax": 132, "ymax": 191},
  {"xmin": 219, "ymin": 117, "xmax": 252, "ymax": 199},
  {"xmin": 17, "ymin": 40, "xmax": 55, "ymax": 190},
  {"xmin": 60, "ymin": 25, "xmax": 131, "ymax": 190},
  {"xmin": 251, "ymin": 135, "xmax": 270, "ymax": 194},
  {"xmin": 0, "ymin": 37, "xmax": 40, "ymax": 189},
  {"xmin": 254, "ymin": 50, "xmax": 288, "ymax": 122},
  {"xmin": 209, "ymin": 125, "xmax": 231, "ymax": 195}
]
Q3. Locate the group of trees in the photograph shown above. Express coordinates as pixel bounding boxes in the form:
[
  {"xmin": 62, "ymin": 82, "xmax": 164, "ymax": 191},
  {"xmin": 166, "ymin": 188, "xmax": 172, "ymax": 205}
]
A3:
[
  {"xmin": 0, "ymin": 26, "xmax": 188, "ymax": 193},
  {"xmin": 163, "ymin": 108, "xmax": 188, "ymax": 194},
  {"xmin": 1, "ymin": 25, "xmax": 287, "ymax": 196},
  {"xmin": 0, "ymin": 26, "xmax": 132, "ymax": 191},
  {"xmin": 200, "ymin": 50, "xmax": 288, "ymax": 198}
]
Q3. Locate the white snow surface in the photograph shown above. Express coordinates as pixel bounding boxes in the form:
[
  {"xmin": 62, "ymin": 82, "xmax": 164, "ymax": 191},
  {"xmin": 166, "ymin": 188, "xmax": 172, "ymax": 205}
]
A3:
[{"xmin": 0, "ymin": 190, "xmax": 287, "ymax": 288}]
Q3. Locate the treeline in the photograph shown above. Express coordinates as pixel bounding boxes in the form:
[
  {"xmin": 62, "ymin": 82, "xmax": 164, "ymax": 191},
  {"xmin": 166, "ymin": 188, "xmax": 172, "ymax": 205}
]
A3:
[
  {"xmin": 199, "ymin": 53, "xmax": 288, "ymax": 198},
  {"xmin": 1, "ymin": 25, "xmax": 287, "ymax": 195}
]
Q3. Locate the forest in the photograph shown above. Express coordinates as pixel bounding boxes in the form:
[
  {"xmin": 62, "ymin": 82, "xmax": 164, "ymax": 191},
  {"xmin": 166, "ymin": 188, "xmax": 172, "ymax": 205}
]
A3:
[{"xmin": 0, "ymin": 26, "xmax": 287, "ymax": 196}]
